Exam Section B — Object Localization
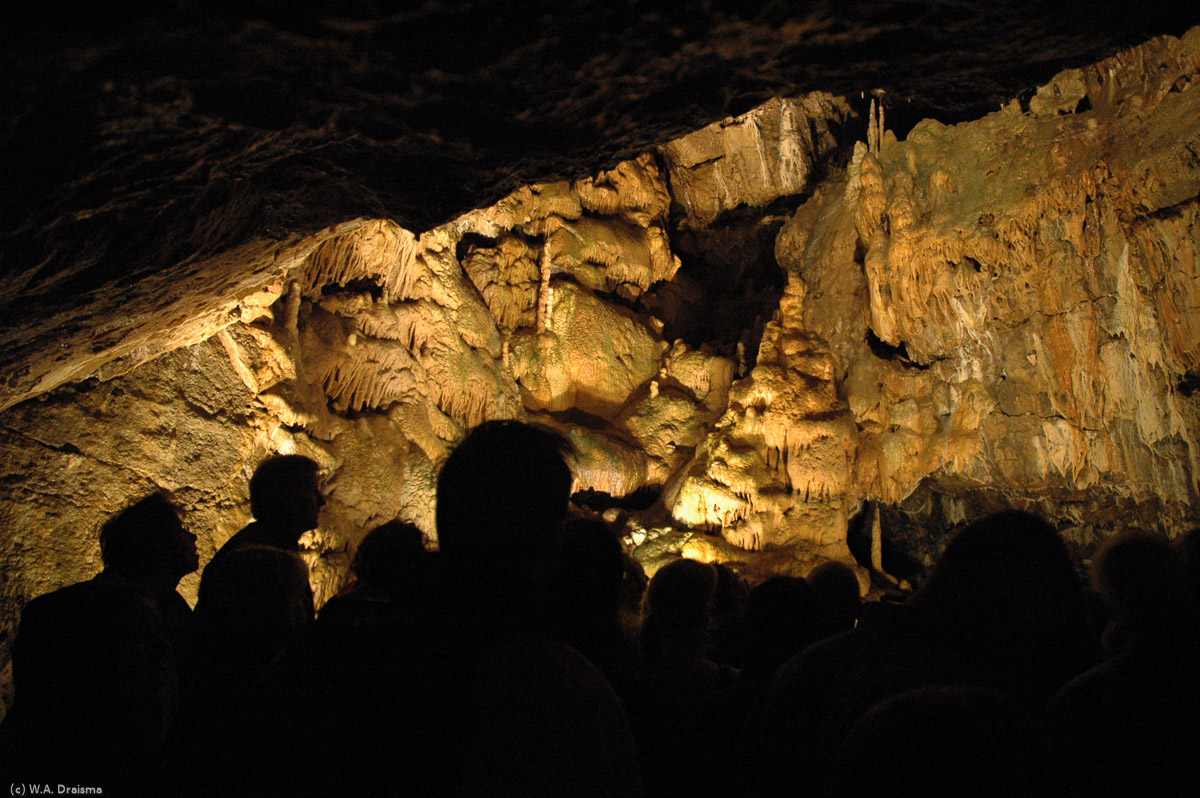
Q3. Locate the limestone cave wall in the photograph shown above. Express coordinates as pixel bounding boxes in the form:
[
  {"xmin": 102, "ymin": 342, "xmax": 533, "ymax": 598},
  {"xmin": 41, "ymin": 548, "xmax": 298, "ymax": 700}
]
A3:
[{"xmin": 2, "ymin": 28, "xmax": 1200, "ymax": 717}]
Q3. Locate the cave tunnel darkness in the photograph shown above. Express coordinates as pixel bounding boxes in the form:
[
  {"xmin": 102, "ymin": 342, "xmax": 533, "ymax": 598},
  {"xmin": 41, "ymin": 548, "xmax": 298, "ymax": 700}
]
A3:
[{"xmin": 2, "ymin": 5, "xmax": 1200, "ymax": 773}]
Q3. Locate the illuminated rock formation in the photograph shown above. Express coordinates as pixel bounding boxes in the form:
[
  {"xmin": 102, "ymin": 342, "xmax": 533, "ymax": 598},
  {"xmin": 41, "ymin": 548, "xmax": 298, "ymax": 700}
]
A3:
[
  {"xmin": 788, "ymin": 28, "xmax": 1200, "ymax": 544},
  {"xmin": 661, "ymin": 94, "xmax": 852, "ymax": 228},
  {"xmin": 667, "ymin": 282, "xmax": 861, "ymax": 579}
]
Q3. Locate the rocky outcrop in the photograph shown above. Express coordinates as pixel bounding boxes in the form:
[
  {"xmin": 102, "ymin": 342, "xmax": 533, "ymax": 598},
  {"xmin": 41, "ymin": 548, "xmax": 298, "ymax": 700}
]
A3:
[
  {"xmin": 661, "ymin": 95, "xmax": 851, "ymax": 228},
  {"xmin": 786, "ymin": 28, "xmax": 1200, "ymax": 546}
]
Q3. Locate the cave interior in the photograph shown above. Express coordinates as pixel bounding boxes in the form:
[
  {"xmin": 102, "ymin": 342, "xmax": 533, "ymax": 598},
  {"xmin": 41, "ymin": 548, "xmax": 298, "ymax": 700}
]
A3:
[{"xmin": 3, "ymin": 1, "xmax": 1200, "ymax": 721}]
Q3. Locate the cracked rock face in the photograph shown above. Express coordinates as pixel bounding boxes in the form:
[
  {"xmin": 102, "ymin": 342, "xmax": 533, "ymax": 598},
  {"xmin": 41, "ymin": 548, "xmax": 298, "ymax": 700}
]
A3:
[{"xmin": 3, "ymin": 7, "xmax": 1200, "ymax": 718}]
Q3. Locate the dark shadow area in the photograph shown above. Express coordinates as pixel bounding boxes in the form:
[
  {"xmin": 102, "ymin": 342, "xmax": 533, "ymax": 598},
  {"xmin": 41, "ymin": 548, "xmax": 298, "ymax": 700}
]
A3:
[
  {"xmin": 846, "ymin": 504, "xmax": 872, "ymax": 570},
  {"xmin": 848, "ymin": 502, "xmax": 925, "ymax": 584},
  {"xmin": 866, "ymin": 328, "xmax": 932, "ymax": 370},
  {"xmin": 573, "ymin": 485, "xmax": 662, "ymax": 513}
]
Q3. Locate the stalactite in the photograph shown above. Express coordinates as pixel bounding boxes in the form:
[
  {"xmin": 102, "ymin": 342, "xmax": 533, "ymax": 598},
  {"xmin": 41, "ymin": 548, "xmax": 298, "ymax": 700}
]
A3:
[
  {"xmin": 537, "ymin": 244, "xmax": 552, "ymax": 333},
  {"xmin": 301, "ymin": 220, "xmax": 419, "ymax": 303},
  {"xmin": 868, "ymin": 98, "xmax": 879, "ymax": 154}
]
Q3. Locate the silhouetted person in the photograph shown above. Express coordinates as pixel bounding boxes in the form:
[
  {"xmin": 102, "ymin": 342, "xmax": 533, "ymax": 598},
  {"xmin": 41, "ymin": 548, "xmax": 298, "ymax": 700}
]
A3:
[
  {"xmin": 740, "ymin": 576, "xmax": 823, "ymax": 696},
  {"xmin": 312, "ymin": 519, "xmax": 427, "ymax": 653},
  {"xmin": 726, "ymin": 574, "xmax": 825, "ymax": 793},
  {"xmin": 0, "ymin": 583, "xmax": 176, "ymax": 791},
  {"xmin": 171, "ymin": 544, "xmax": 314, "ymax": 796},
  {"xmin": 829, "ymin": 686, "xmax": 1046, "ymax": 797},
  {"xmin": 553, "ymin": 517, "xmax": 644, "ymax": 705},
  {"xmin": 640, "ymin": 559, "xmax": 727, "ymax": 685},
  {"xmin": 272, "ymin": 420, "xmax": 642, "ymax": 797},
  {"xmin": 202, "ymin": 454, "xmax": 323, "ymax": 588},
  {"xmin": 437, "ymin": 420, "xmax": 571, "ymax": 558},
  {"xmin": 1048, "ymin": 530, "xmax": 1200, "ymax": 797},
  {"xmin": 194, "ymin": 544, "xmax": 316, "ymax": 676},
  {"xmin": 0, "ymin": 495, "xmax": 195, "ymax": 790},
  {"xmin": 709, "ymin": 562, "xmax": 750, "ymax": 669},
  {"xmin": 636, "ymin": 558, "xmax": 738, "ymax": 797},
  {"xmin": 619, "ymin": 550, "xmax": 649, "ymax": 638},
  {"xmin": 426, "ymin": 419, "xmax": 581, "ymax": 642},
  {"xmin": 169, "ymin": 455, "xmax": 321, "ymax": 792},
  {"xmin": 94, "ymin": 491, "xmax": 198, "ymax": 635},
  {"xmin": 324, "ymin": 519, "xmax": 426, "ymax": 605},
  {"xmin": 350, "ymin": 519, "xmax": 425, "ymax": 593},
  {"xmin": 431, "ymin": 420, "xmax": 641, "ymax": 796},
  {"xmin": 751, "ymin": 510, "xmax": 1095, "ymax": 797},
  {"xmin": 807, "ymin": 559, "xmax": 862, "ymax": 637}
]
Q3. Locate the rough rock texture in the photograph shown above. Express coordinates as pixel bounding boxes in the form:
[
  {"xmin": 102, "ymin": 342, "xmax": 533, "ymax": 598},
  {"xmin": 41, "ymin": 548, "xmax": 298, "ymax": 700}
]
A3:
[
  {"xmin": 4, "ymin": 14, "xmax": 1200, "ymax": 720},
  {"xmin": 662, "ymin": 94, "xmax": 852, "ymax": 228},
  {"xmin": 671, "ymin": 285, "xmax": 860, "ymax": 565},
  {"xmin": 784, "ymin": 29, "xmax": 1200, "ymax": 551}
]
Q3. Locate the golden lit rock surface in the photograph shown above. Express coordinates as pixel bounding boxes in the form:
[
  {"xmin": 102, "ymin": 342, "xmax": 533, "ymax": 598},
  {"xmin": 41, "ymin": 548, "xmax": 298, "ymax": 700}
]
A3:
[
  {"xmin": 787, "ymin": 28, "xmax": 1200, "ymax": 538},
  {"xmin": 615, "ymin": 341, "xmax": 736, "ymax": 487},
  {"xmin": 662, "ymin": 95, "xmax": 853, "ymax": 228},
  {"xmin": 510, "ymin": 282, "xmax": 668, "ymax": 417}
]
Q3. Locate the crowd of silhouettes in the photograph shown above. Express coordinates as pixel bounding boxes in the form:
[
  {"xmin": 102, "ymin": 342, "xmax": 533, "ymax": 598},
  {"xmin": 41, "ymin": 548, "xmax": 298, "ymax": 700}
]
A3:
[{"xmin": 2, "ymin": 420, "xmax": 1200, "ymax": 796}]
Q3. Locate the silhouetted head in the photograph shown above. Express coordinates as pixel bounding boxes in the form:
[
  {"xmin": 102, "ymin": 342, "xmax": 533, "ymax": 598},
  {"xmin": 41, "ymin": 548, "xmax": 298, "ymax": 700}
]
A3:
[
  {"xmin": 99, "ymin": 492, "xmax": 198, "ymax": 588},
  {"xmin": 436, "ymin": 420, "xmax": 573, "ymax": 559},
  {"xmin": 808, "ymin": 560, "xmax": 862, "ymax": 634},
  {"xmin": 643, "ymin": 558, "xmax": 718, "ymax": 630},
  {"xmin": 1093, "ymin": 529, "xmax": 1196, "ymax": 640},
  {"xmin": 249, "ymin": 454, "xmax": 324, "ymax": 538},
  {"xmin": 712, "ymin": 562, "xmax": 749, "ymax": 619},
  {"xmin": 917, "ymin": 510, "xmax": 1076, "ymax": 610},
  {"xmin": 553, "ymin": 517, "xmax": 628, "ymax": 658},
  {"xmin": 619, "ymin": 552, "xmax": 649, "ymax": 620},
  {"xmin": 559, "ymin": 517, "xmax": 625, "ymax": 611},
  {"xmin": 914, "ymin": 509, "xmax": 1087, "ymax": 651},
  {"xmin": 745, "ymin": 575, "xmax": 822, "ymax": 672},
  {"xmin": 352, "ymin": 519, "xmax": 426, "ymax": 595}
]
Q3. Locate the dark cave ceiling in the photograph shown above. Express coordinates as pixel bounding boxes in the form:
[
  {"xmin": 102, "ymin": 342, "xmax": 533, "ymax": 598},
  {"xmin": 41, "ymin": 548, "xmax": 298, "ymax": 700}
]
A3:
[{"xmin": 2, "ymin": 1, "xmax": 1198, "ymax": 333}]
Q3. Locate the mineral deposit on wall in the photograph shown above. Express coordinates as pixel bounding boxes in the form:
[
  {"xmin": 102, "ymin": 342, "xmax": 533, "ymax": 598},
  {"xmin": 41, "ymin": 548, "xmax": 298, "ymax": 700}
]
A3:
[{"xmin": 2, "ymin": 28, "xmax": 1199, "ymax": 718}]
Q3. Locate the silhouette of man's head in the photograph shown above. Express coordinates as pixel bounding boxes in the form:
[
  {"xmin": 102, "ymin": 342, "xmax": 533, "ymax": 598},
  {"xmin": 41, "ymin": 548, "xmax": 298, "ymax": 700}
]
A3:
[
  {"xmin": 99, "ymin": 492, "xmax": 198, "ymax": 587},
  {"xmin": 918, "ymin": 510, "xmax": 1079, "ymax": 612},
  {"xmin": 1093, "ymin": 529, "xmax": 1196, "ymax": 638},
  {"xmin": 352, "ymin": 519, "xmax": 426, "ymax": 595},
  {"xmin": 559, "ymin": 518, "xmax": 625, "ymax": 609},
  {"xmin": 643, "ymin": 558, "xmax": 718, "ymax": 629},
  {"xmin": 808, "ymin": 560, "xmax": 862, "ymax": 633},
  {"xmin": 249, "ymin": 454, "xmax": 324, "ymax": 538},
  {"xmin": 436, "ymin": 420, "xmax": 573, "ymax": 559},
  {"xmin": 746, "ymin": 575, "xmax": 821, "ymax": 655},
  {"xmin": 912, "ymin": 509, "xmax": 1092, "ymax": 666}
]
